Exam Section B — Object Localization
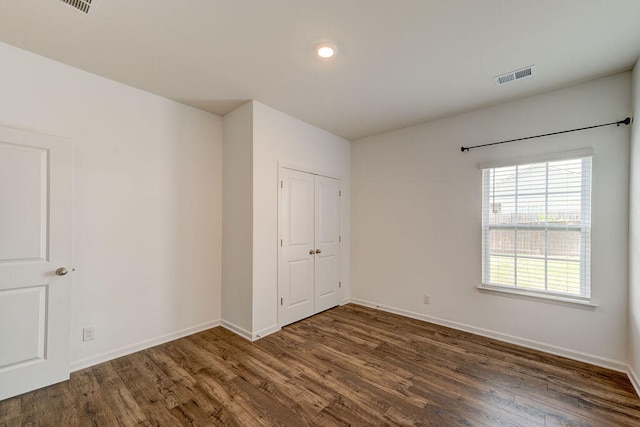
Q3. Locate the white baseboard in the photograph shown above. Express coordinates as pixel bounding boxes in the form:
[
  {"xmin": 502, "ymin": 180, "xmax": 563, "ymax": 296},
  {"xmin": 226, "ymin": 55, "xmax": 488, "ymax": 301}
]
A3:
[
  {"xmin": 220, "ymin": 320, "xmax": 253, "ymax": 341},
  {"xmin": 221, "ymin": 320, "xmax": 281, "ymax": 341},
  {"xmin": 628, "ymin": 365, "xmax": 640, "ymax": 397},
  {"xmin": 71, "ymin": 319, "xmax": 221, "ymax": 372},
  {"xmin": 253, "ymin": 324, "xmax": 280, "ymax": 341},
  {"xmin": 349, "ymin": 298, "xmax": 628, "ymax": 373}
]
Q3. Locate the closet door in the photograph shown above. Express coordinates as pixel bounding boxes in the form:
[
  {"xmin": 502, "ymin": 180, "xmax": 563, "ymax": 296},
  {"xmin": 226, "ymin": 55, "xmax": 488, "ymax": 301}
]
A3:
[
  {"xmin": 279, "ymin": 168, "xmax": 341, "ymax": 327},
  {"xmin": 314, "ymin": 176, "xmax": 341, "ymax": 312},
  {"xmin": 280, "ymin": 168, "xmax": 315, "ymax": 327}
]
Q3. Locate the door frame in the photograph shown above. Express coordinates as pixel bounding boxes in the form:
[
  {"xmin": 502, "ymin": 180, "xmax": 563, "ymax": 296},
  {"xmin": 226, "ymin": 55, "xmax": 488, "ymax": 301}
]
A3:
[{"xmin": 277, "ymin": 162, "xmax": 342, "ymax": 327}]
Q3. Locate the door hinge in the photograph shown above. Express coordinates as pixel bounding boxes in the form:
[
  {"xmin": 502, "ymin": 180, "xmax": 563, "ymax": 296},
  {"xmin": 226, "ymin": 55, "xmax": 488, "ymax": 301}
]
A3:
[
  {"xmin": 281, "ymin": 181, "xmax": 283, "ymax": 189},
  {"xmin": 280, "ymin": 239, "xmax": 283, "ymax": 247},
  {"xmin": 280, "ymin": 298, "xmax": 283, "ymax": 305},
  {"xmin": 339, "ymin": 281, "xmax": 342, "ymax": 288},
  {"xmin": 339, "ymin": 235, "xmax": 341, "ymax": 243},
  {"xmin": 339, "ymin": 190, "xmax": 341, "ymax": 196}
]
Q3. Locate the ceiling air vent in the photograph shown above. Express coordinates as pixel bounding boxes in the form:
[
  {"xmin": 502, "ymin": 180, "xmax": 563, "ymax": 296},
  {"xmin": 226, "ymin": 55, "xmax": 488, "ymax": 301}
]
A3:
[
  {"xmin": 495, "ymin": 65, "xmax": 536, "ymax": 86},
  {"xmin": 59, "ymin": 0, "xmax": 92, "ymax": 14}
]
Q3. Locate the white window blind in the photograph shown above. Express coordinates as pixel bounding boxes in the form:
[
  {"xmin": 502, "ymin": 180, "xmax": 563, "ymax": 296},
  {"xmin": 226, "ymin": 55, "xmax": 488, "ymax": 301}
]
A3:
[{"xmin": 481, "ymin": 155, "xmax": 592, "ymax": 298}]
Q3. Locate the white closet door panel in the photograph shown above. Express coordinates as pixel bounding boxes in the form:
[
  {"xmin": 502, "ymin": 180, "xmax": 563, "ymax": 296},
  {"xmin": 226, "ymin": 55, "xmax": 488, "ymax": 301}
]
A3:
[
  {"xmin": 288, "ymin": 259, "xmax": 313, "ymax": 305},
  {"xmin": 289, "ymin": 177, "xmax": 313, "ymax": 246},
  {"xmin": 315, "ymin": 253, "xmax": 338, "ymax": 296},
  {"xmin": 314, "ymin": 176, "xmax": 341, "ymax": 312},
  {"xmin": 279, "ymin": 169, "xmax": 315, "ymax": 326}
]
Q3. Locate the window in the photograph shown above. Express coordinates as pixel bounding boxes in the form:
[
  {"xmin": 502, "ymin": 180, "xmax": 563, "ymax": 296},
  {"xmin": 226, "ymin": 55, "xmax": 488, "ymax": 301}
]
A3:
[{"xmin": 481, "ymin": 152, "xmax": 592, "ymax": 299}]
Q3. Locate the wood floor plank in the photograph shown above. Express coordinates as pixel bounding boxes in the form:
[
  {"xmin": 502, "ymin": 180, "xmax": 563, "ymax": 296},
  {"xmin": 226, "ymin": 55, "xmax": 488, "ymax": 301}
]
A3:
[
  {"xmin": 110, "ymin": 356, "xmax": 185, "ymax": 426},
  {"xmin": 91, "ymin": 362, "xmax": 147, "ymax": 425},
  {"xmin": 513, "ymin": 394, "xmax": 612, "ymax": 427},
  {"xmin": 188, "ymin": 361, "xmax": 269, "ymax": 426},
  {"xmin": 339, "ymin": 305, "xmax": 635, "ymax": 396},
  {"xmin": 1, "ymin": 304, "xmax": 639, "ymax": 426},
  {"xmin": 393, "ymin": 351, "xmax": 548, "ymax": 426},
  {"xmin": 203, "ymin": 335, "xmax": 329, "ymax": 423},
  {"xmin": 140, "ymin": 348, "xmax": 235, "ymax": 426},
  {"xmin": 0, "ymin": 393, "xmax": 21, "ymax": 421},
  {"xmin": 72, "ymin": 368, "xmax": 122, "ymax": 426}
]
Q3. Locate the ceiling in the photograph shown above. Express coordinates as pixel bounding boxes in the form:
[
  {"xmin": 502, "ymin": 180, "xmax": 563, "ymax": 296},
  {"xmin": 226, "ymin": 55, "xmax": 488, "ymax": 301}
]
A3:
[{"xmin": 1, "ymin": 0, "xmax": 639, "ymax": 140}]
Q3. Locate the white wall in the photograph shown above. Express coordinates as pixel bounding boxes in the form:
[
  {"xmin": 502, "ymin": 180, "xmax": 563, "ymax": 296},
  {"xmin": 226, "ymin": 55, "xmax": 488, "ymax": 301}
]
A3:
[
  {"xmin": 352, "ymin": 73, "xmax": 631, "ymax": 368},
  {"xmin": 0, "ymin": 42, "xmax": 223, "ymax": 369},
  {"xmin": 222, "ymin": 102, "xmax": 254, "ymax": 334},
  {"xmin": 252, "ymin": 101, "xmax": 351, "ymax": 336},
  {"xmin": 629, "ymin": 57, "xmax": 640, "ymax": 386}
]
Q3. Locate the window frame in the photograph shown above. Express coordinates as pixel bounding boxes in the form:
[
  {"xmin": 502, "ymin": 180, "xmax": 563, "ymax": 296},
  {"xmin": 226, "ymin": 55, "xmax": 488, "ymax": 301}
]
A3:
[{"xmin": 479, "ymin": 149, "xmax": 594, "ymax": 302}]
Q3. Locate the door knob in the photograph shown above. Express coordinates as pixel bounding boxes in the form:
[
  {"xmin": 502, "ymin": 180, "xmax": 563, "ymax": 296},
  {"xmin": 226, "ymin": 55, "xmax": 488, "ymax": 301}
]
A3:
[
  {"xmin": 55, "ymin": 267, "xmax": 69, "ymax": 276},
  {"xmin": 309, "ymin": 249, "xmax": 315, "ymax": 255},
  {"xmin": 315, "ymin": 249, "xmax": 322, "ymax": 254}
]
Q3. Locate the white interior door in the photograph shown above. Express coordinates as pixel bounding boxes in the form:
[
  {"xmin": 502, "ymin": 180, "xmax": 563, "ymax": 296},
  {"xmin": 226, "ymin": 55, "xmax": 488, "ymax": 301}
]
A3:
[
  {"xmin": 314, "ymin": 176, "xmax": 341, "ymax": 312},
  {"xmin": 279, "ymin": 168, "xmax": 340, "ymax": 327},
  {"xmin": 0, "ymin": 126, "xmax": 72, "ymax": 401},
  {"xmin": 280, "ymin": 168, "xmax": 315, "ymax": 327}
]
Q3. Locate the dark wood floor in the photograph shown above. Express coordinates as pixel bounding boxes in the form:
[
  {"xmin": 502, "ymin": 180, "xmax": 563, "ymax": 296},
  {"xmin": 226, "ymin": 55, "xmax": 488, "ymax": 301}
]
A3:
[{"xmin": 1, "ymin": 304, "xmax": 639, "ymax": 426}]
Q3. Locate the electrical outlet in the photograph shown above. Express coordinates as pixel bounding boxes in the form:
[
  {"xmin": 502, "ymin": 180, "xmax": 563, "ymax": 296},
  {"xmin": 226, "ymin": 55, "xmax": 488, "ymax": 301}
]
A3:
[
  {"xmin": 83, "ymin": 326, "xmax": 95, "ymax": 342},
  {"xmin": 423, "ymin": 294, "xmax": 430, "ymax": 305}
]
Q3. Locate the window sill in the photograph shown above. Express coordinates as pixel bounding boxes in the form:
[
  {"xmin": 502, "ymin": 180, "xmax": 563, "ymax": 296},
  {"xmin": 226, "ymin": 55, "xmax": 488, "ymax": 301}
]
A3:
[{"xmin": 477, "ymin": 285, "xmax": 598, "ymax": 310}]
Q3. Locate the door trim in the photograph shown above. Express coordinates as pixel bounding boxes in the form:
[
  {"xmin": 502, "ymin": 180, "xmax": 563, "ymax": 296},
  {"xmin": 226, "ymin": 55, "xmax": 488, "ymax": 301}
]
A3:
[{"xmin": 278, "ymin": 162, "xmax": 344, "ymax": 181}]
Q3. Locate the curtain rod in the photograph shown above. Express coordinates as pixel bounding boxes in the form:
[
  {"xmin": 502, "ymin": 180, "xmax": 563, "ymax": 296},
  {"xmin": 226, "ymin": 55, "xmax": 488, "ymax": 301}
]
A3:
[{"xmin": 460, "ymin": 117, "xmax": 631, "ymax": 152}]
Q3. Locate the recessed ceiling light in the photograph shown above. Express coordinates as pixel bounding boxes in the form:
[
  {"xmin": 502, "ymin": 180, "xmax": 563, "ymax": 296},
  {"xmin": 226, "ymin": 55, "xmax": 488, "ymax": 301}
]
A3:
[{"xmin": 314, "ymin": 42, "xmax": 337, "ymax": 59}]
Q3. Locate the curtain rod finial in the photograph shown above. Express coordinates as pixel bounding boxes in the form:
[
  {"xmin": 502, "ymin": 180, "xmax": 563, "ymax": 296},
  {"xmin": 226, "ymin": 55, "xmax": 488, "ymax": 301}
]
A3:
[
  {"xmin": 619, "ymin": 117, "xmax": 631, "ymax": 126},
  {"xmin": 461, "ymin": 146, "xmax": 469, "ymax": 152}
]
